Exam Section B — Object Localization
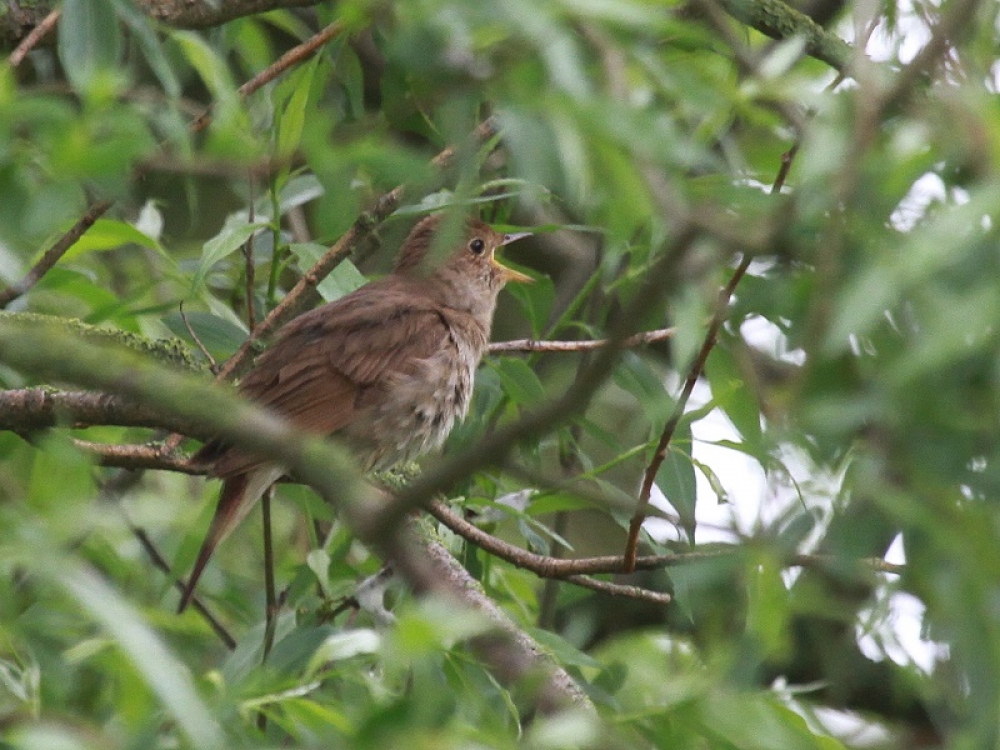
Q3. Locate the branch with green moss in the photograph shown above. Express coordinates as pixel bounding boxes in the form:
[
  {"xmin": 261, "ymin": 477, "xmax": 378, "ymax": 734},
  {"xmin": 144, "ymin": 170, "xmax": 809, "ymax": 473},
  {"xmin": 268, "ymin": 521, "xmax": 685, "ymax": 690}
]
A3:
[
  {"xmin": 717, "ymin": 0, "xmax": 853, "ymax": 70},
  {"xmin": 1, "ymin": 0, "xmax": 317, "ymax": 45},
  {"xmin": 3, "ymin": 0, "xmax": 852, "ymax": 71},
  {"xmin": 0, "ymin": 317, "xmax": 593, "ymax": 716},
  {"xmin": 0, "ymin": 312, "xmax": 201, "ymax": 370}
]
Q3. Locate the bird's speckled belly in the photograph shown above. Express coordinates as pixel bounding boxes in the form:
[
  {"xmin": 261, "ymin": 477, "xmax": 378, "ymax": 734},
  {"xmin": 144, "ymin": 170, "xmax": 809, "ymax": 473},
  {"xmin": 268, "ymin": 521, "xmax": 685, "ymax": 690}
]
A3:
[{"xmin": 346, "ymin": 343, "xmax": 480, "ymax": 470}]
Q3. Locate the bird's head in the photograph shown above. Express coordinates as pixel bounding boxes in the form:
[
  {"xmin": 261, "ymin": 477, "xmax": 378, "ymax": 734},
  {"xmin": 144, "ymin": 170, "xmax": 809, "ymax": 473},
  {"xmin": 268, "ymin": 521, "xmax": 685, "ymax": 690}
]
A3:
[{"xmin": 395, "ymin": 214, "xmax": 533, "ymax": 291}]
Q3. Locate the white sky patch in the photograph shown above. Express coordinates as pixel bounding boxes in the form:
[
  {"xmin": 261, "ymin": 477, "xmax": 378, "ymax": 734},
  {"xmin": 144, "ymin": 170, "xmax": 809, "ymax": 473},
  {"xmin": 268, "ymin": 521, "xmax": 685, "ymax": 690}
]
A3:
[
  {"xmin": 740, "ymin": 314, "xmax": 806, "ymax": 365},
  {"xmin": 857, "ymin": 535, "xmax": 950, "ymax": 673},
  {"xmin": 861, "ymin": 0, "xmax": 933, "ymax": 63},
  {"xmin": 643, "ymin": 310, "xmax": 941, "ymax": 678},
  {"xmin": 891, "ymin": 172, "xmax": 947, "ymax": 231}
]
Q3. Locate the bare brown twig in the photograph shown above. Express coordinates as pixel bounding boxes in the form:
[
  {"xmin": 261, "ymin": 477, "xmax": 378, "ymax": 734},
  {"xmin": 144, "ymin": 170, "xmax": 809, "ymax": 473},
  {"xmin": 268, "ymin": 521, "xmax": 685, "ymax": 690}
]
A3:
[
  {"xmin": 0, "ymin": 200, "xmax": 113, "ymax": 308},
  {"xmin": 428, "ymin": 502, "xmax": 671, "ymax": 605},
  {"xmin": 129, "ymin": 524, "xmax": 237, "ymax": 649},
  {"xmin": 189, "ymin": 21, "xmax": 345, "ymax": 133},
  {"xmin": 179, "ymin": 302, "xmax": 218, "ymax": 373},
  {"xmin": 623, "ymin": 142, "xmax": 801, "ymax": 572},
  {"xmin": 623, "ymin": 256, "xmax": 753, "ymax": 569},
  {"xmin": 488, "ymin": 327, "xmax": 674, "ymax": 354},
  {"xmin": 426, "ymin": 501, "xmax": 900, "ymax": 581},
  {"xmin": 7, "ymin": 7, "xmax": 60, "ymax": 67},
  {"xmin": 74, "ymin": 440, "xmax": 198, "ymax": 472}
]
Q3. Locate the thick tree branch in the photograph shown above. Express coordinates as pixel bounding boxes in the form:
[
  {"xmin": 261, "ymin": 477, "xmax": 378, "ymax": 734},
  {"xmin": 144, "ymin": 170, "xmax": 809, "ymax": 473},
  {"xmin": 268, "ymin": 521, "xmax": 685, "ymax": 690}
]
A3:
[
  {"xmin": 0, "ymin": 388, "xmax": 208, "ymax": 438},
  {"xmin": 715, "ymin": 0, "xmax": 852, "ymax": 71},
  {"xmin": 0, "ymin": 319, "xmax": 592, "ymax": 715},
  {"xmin": 0, "ymin": 328, "xmax": 677, "ymax": 435},
  {"xmin": 3, "ymin": 0, "xmax": 854, "ymax": 74},
  {"xmin": 1, "ymin": 0, "xmax": 317, "ymax": 45}
]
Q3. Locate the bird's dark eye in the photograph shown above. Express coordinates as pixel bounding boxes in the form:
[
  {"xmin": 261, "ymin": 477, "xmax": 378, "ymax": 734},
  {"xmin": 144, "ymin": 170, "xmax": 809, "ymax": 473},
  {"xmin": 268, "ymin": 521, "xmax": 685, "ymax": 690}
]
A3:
[{"xmin": 469, "ymin": 238, "xmax": 486, "ymax": 255}]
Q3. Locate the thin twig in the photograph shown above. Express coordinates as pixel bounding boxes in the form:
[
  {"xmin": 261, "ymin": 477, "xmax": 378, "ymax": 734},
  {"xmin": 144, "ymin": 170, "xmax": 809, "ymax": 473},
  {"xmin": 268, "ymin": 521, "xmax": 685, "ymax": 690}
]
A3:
[
  {"xmin": 488, "ymin": 327, "xmax": 675, "ymax": 354},
  {"xmin": 129, "ymin": 524, "xmax": 237, "ymax": 650},
  {"xmin": 426, "ymin": 501, "xmax": 898, "ymax": 581},
  {"xmin": 257, "ymin": 488, "xmax": 277, "ymax": 732},
  {"xmin": 622, "ymin": 143, "xmax": 802, "ymax": 572},
  {"xmin": 179, "ymin": 301, "xmax": 218, "ymax": 373},
  {"xmin": 0, "ymin": 200, "xmax": 113, "ymax": 308},
  {"xmin": 261, "ymin": 488, "xmax": 278, "ymax": 652},
  {"xmin": 190, "ymin": 21, "xmax": 345, "ymax": 133},
  {"xmin": 7, "ymin": 7, "xmax": 60, "ymax": 68},
  {"xmin": 244, "ymin": 178, "xmax": 258, "ymax": 333},
  {"xmin": 623, "ymin": 256, "xmax": 753, "ymax": 569},
  {"xmin": 74, "ymin": 440, "xmax": 200, "ymax": 473},
  {"xmin": 563, "ymin": 574, "xmax": 672, "ymax": 604}
]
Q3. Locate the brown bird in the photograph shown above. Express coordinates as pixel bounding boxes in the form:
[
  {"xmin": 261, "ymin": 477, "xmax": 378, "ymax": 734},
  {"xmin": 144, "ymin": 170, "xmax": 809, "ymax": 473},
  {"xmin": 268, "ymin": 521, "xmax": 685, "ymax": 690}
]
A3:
[{"xmin": 178, "ymin": 213, "xmax": 532, "ymax": 612}]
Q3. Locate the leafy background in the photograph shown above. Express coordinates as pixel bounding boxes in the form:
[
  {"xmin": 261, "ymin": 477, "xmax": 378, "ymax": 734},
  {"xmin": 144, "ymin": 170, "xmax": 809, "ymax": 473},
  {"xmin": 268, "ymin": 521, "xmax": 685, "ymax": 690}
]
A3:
[{"xmin": 1, "ymin": 0, "xmax": 999, "ymax": 746}]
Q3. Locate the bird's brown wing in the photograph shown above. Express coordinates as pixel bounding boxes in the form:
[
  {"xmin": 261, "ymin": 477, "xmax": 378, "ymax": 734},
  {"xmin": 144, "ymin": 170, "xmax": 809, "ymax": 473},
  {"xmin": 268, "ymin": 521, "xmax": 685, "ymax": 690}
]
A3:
[
  {"xmin": 201, "ymin": 281, "xmax": 453, "ymax": 478},
  {"xmin": 179, "ymin": 284, "xmax": 455, "ymax": 612}
]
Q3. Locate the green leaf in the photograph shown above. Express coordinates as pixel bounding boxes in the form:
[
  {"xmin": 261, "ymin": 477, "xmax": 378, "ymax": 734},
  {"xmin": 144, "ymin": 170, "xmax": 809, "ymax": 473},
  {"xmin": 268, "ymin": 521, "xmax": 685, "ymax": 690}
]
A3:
[
  {"xmin": 168, "ymin": 30, "xmax": 238, "ymax": 107},
  {"xmin": 277, "ymin": 173, "xmax": 325, "ymax": 214},
  {"xmin": 62, "ymin": 218, "xmax": 166, "ymax": 260},
  {"xmin": 161, "ymin": 310, "xmax": 248, "ymax": 361},
  {"xmin": 690, "ymin": 455, "xmax": 729, "ymax": 504},
  {"xmin": 654, "ymin": 425, "xmax": 697, "ymax": 540},
  {"xmin": 705, "ymin": 346, "xmax": 763, "ymax": 444},
  {"xmin": 58, "ymin": 0, "xmax": 123, "ymax": 93},
  {"xmin": 700, "ymin": 692, "xmax": 831, "ymax": 750},
  {"xmin": 613, "ymin": 351, "xmax": 672, "ymax": 427},
  {"xmin": 505, "ymin": 274, "xmax": 556, "ymax": 338},
  {"xmin": 59, "ymin": 565, "xmax": 224, "ymax": 749},
  {"xmin": 290, "ymin": 243, "xmax": 367, "ymax": 302},
  {"xmin": 306, "ymin": 629, "xmax": 381, "ymax": 677},
  {"xmin": 277, "ymin": 59, "xmax": 319, "ymax": 160},
  {"xmin": 527, "ymin": 491, "xmax": 593, "ymax": 515},
  {"xmin": 488, "ymin": 357, "xmax": 547, "ymax": 406},
  {"xmin": 28, "ymin": 434, "xmax": 95, "ymax": 534},
  {"xmin": 745, "ymin": 553, "xmax": 791, "ymax": 660},
  {"xmin": 527, "ymin": 628, "xmax": 603, "ymax": 671},
  {"xmin": 109, "ymin": 0, "xmax": 180, "ymax": 97},
  {"xmin": 192, "ymin": 214, "xmax": 268, "ymax": 291}
]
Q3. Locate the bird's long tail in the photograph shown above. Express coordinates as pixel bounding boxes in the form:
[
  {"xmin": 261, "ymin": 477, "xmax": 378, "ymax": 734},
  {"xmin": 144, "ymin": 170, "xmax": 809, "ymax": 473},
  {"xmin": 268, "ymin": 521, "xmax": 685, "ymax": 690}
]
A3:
[{"xmin": 177, "ymin": 466, "xmax": 283, "ymax": 613}]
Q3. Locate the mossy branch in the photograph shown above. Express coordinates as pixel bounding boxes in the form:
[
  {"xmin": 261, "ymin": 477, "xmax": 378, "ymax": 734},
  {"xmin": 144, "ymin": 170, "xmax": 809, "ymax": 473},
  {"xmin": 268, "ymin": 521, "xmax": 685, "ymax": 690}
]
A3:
[
  {"xmin": 718, "ymin": 0, "xmax": 853, "ymax": 70},
  {"xmin": 0, "ymin": 312, "xmax": 201, "ymax": 371},
  {"xmin": 0, "ymin": 317, "xmax": 593, "ymax": 715},
  {"xmin": 3, "ymin": 0, "xmax": 851, "ymax": 71}
]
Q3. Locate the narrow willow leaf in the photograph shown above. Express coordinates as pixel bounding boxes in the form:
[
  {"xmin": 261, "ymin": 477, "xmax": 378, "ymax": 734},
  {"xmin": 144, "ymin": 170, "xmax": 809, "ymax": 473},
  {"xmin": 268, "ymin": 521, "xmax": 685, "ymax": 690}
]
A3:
[
  {"xmin": 58, "ymin": 0, "xmax": 122, "ymax": 92},
  {"xmin": 59, "ymin": 565, "xmax": 224, "ymax": 748}
]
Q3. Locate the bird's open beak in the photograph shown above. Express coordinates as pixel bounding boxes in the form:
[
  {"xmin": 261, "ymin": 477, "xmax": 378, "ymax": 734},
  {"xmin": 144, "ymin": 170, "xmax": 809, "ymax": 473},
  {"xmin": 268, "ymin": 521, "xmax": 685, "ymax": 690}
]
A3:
[
  {"xmin": 501, "ymin": 231, "xmax": 533, "ymax": 246},
  {"xmin": 494, "ymin": 231, "xmax": 534, "ymax": 284}
]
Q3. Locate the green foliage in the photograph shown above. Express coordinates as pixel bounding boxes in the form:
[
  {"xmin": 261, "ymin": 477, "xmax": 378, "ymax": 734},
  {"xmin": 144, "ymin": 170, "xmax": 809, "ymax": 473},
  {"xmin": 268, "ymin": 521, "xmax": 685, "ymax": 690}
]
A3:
[{"xmin": 3, "ymin": 0, "xmax": 1000, "ymax": 746}]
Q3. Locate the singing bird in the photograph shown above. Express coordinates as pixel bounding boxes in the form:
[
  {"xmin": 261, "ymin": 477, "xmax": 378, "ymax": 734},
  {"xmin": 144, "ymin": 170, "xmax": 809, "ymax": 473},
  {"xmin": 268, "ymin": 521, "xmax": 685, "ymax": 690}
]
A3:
[{"xmin": 178, "ymin": 213, "xmax": 532, "ymax": 611}]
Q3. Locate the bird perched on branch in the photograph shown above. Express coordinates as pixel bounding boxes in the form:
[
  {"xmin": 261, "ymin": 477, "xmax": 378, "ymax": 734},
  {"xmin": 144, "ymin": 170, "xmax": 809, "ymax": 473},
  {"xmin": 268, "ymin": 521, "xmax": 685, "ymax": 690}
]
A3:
[{"xmin": 177, "ymin": 213, "xmax": 532, "ymax": 612}]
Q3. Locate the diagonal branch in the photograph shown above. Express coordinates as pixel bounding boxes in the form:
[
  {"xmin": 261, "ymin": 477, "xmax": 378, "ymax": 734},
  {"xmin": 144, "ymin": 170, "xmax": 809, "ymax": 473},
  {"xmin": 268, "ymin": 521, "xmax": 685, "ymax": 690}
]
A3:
[
  {"xmin": 0, "ymin": 201, "xmax": 113, "ymax": 308},
  {"xmin": 623, "ymin": 255, "xmax": 753, "ymax": 569},
  {"xmin": 7, "ymin": 7, "xmax": 60, "ymax": 67},
  {"xmin": 0, "ymin": 319, "xmax": 592, "ymax": 714},
  {"xmin": 623, "ymin": 142, "xmax": 800, "ymax": 572}
]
